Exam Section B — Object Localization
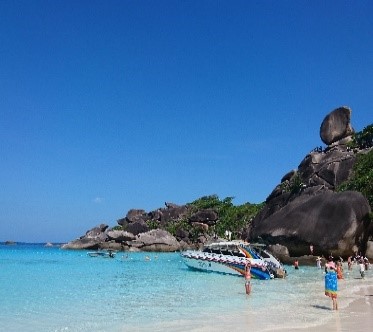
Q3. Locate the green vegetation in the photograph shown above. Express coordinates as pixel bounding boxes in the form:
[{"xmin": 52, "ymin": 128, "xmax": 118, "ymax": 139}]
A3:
[
  {"xmin": 188, "ymin": 195, "xmax": 264, "ymax": 239},
  {"xmin": 338, "ymin": 149, "xmax": 373, "ymax": 209},
  {"xmin": 280, "ymin": 173, "xmax": 305, "ymax": 194},
  {"xmin": 145, "ymin": 220, "xmax": 159, "ymax": 230},
  {"xmin": 339, "ymin": 124, "xmax": 373, "ymax": 211},
  {"xmin": 164, "ymin": 218, "xmax": 202, "ymax": 242},
  {"xmin": 113, "ymin": 194, "xmax": 263, "ymax": 242},
  {"xmin": 149, "ymin": 195, "xmax": 263, "ymax": 241},
  {"xmin": 348, "ymin": 124, "xmax": 373, "ymax": 149}
]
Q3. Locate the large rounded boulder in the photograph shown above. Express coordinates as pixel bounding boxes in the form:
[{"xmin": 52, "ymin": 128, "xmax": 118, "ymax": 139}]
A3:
[
  {"xmin": 129, "ymin": 229, "xmax": 180, "ymax": 252},
  {"xmin": 61, "ymin": 224, "xmax": 109, "ymax": 250},
  {"xmin": 250, "ymin": 190, "xmax": 371, "ymax": 257},
  {"xmin": 320, "ymin": 106, "xmax": 354, "ymax": 145}
]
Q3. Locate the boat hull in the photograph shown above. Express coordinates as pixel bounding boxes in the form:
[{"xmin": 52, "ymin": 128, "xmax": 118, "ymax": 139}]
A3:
[
  {"xmin": 182, "ymin": 256, "xmax": 243, "ymax": 276},
  {"xmin": 87, "ymin": 251, "xmax": 116, "ymax": 258},
  {"xmin": 180, "ymin": 241, "xmax": 288, "ymax": 279},
  {"xmin": 181, "ymin": 251, "xmax": 272, "ymax": 280}
]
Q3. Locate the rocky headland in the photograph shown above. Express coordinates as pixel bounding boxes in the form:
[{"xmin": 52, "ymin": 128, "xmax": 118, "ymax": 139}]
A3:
[{"xmin": 62, "ymin": 106, "xmax": 373, "ymax": 261}]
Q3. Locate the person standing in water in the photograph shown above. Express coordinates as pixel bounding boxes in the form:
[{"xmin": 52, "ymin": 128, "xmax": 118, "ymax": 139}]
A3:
[
  {"xmin": 347, "ymin": 256, "xmax": 352, "ymax": 270},
  {"xmin": 325, "ymin": 257, "xmax": 338, "ymax": 310},
  {"xmin": 316, "ymin": 257, "xmax": 322, "ymax": 269},
  {"xmin": 336, "ymin": 261, "xmax": 344, "ymax": 279},
  {"xmin": 359, "ymin": 258, "xmax": 366, "ymax": 278},
  {"xmin": 244, "ymin": 261, "xmax": 252, "ymax": 295}
]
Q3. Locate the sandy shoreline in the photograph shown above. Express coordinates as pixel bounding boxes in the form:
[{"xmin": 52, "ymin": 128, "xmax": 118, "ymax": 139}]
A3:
[
  {"xmin": 128, "ymin": 268, "xmax": 373, "ymax": 332},
  {"xmin": 287, "ymin": 284, "xmax": 373, "ymax": 331},
  {"xmin": 171, "ymin": 277, "xmax": 373, "ymax": 332}
]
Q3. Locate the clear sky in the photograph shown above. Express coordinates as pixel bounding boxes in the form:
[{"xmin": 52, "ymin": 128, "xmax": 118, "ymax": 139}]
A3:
[{"xmin": 1, "ymin": 1, "xmax": 372, "ymax": 243}]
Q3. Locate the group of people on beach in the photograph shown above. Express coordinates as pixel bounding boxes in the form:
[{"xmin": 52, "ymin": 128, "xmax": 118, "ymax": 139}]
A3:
[
  {"xmin": 291, "ymin": 255, "xmax": 342, "ymax": 310},
  {"xmin": 348, "ymin": 253, "xmax": 370, "ymax": 278},
  {"xmin": 244, "ymin": 250, "xmax": 370, "ymax": 309},
  {"xmin": 322, "ymin": 253, "xmax": 371, "ymax": 310},
  {"xmin": 291, "ymin": 252, "xmax": 371, "ymax": 310}
]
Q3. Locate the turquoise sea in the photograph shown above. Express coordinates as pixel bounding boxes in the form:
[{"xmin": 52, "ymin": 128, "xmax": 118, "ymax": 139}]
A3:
[{"xmin": 1, "ymin": 243, "xmax": 372, "ymax": 332}]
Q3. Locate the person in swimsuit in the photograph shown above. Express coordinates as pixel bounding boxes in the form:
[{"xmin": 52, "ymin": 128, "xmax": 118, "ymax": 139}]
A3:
[
  {"xmin": 359, "ymin": 258, "xmax": 365, "ymax": 278},
  {"xmin": 336, "ymin": 261, "xmax": 344, "ymax": 279},
  {"xmin": 244, "ymin": 261, "xmax": 251, "ymax": 295},
  {"xmin": 347, "ymin": 256, "xmax": 352, "ymax": 270}
]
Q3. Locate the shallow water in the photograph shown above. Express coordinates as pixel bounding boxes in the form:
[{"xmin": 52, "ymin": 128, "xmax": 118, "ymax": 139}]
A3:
[{"xmin": 1, "ymin": 243, "xmax": 372, "ymax": 331}]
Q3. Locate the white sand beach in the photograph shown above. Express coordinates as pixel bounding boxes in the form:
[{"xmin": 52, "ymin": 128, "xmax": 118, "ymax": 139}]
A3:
[
  {"xmin": 146, "ymin": 269, "xmax": 373, "ymax": 332},
  {"xmin": 288, "ymin": 285, "xmax": 373, "ymax": 332},
  {"xmin": 138, "ymin": 282, "xmax": 373, "ymax": 332}
]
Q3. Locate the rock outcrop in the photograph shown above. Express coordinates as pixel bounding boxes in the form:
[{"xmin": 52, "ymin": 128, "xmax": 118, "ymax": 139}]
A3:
[
  {"xmin": 250, "ymin": 190, "xmax": 371, "ymax": 257},
  {"xmin": 106, "ymin": 230, "xmax": 135, "ymax": 242},
  {"xmin": 62, "ymin": 225, "xmax": 181, "ymax": 252},
  {"xmin": 63, "ymin": 106, "xmax": 372, "ymax": 260},
  {"xmin": 320, "ymin": 106, "xmax": 354, "ymax": 145},
  {"xmin": 189, "ymin": 209, "xmax": 218, "ymax": 225},
  {"xmin": 129, "ymin": 229, "xmax": 180, "ymax": 251},
  {"xmin": 249, "ymin": 107, "xmax": 372, "ymax": 258},
  {"xmin": 62, "ymin": 224, "xmax": 109, "ymax": 250},
  {"xmin": 61, "ymin": 236, "xmax": 102, "ymax": 250}
]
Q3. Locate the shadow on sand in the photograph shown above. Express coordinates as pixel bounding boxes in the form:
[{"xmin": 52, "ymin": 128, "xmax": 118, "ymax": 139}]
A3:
[{"xmin": 311, "ymin": 304, "xmax": 332, "ymax": 311}]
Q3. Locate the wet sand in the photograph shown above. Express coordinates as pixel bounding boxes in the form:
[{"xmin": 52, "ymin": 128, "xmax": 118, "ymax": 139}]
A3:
[
  {"xmin": 204, "ymin": 280, "xmax": 373, "ymax": 332},
  {"xmin": 288, "ymin": 285, "xmax": 373, "ymax": 331},
  {"xmin": 135, "ymin": 271, "xmax": 373, "ymax": 332}
]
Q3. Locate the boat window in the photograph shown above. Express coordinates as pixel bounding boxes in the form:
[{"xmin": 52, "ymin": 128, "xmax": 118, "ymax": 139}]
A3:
[{"xmin": 259, "ymin": 250, "xmax": 271, "ymax": 258}]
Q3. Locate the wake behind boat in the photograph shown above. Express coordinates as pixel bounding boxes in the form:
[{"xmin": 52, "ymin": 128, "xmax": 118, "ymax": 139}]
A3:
[
  {"xmin": 87, "ymin": 249, "xmax": 116, "ymax": 258},
  {"xmin": 181, "ymin": 241, "xmax": 286, "ymax": 280}
]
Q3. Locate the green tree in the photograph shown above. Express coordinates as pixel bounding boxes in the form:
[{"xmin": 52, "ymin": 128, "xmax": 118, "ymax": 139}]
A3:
[
  {"xmin": 189, "ymin": 195, "xmax": 264, "ymax": 239},
  {"xmin": 189, "ymin": 194, "xmax": 223, "ymax": 210},
  {"xmin": 338, "ymin": 150, "xmax": 373, "ymax": 209},
  {"xmin": 349, "ymin": 124, "xmax": 373, "ymax": 149},
  {"xmin": 280, "ymin": 173, "xmax": 305, "ymax": 194}
]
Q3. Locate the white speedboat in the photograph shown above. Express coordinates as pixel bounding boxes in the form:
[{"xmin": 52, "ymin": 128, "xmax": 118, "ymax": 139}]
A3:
[
  {"xmin": 87, "ymin": 250, "xmax": 116, "ymax": 258},
  {"xmin": 181, "ymin": 241, "xmax": 286, "ymax": 280},
  {"xmin": 249, "ymin": 243, "xmax": 286, "ymax": 277}
]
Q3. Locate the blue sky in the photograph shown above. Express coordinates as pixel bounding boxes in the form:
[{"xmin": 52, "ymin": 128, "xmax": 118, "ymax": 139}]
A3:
[{"xmin": 1, "ymin": 1, "xmax": 372, "ymax": 243}]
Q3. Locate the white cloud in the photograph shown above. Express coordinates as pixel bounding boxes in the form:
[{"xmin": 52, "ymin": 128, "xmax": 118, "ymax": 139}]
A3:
[{"xmin": 93, "ymin": 197, "xmax": 104, "ymax": 204}]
